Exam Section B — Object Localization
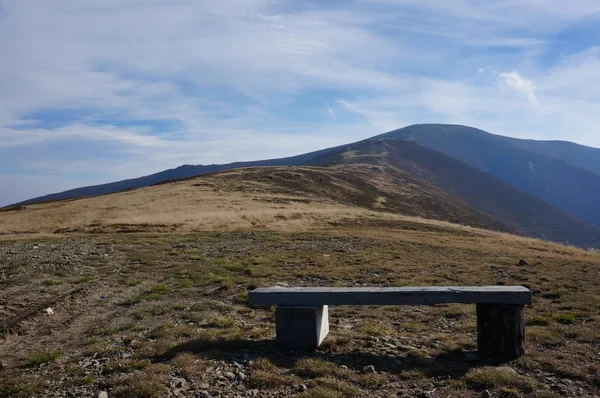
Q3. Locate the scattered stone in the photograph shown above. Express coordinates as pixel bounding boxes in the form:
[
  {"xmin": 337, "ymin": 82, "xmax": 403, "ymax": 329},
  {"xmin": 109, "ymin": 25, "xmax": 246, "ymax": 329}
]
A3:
[
  {"xmin": 45, "ymin": 307, "xmax": 54, "ymax": 315},
  {"xmin": 237, "ymin": 371, "xmax": 247, "ymax": 381},
  {"xmin": 223, "ymin": 371, "xmax": 236, "ymax": 381},
  {"xmin": 298, "ymin": 384, "xmax": 308, "ymax": 392},
  {"xmin": 518, "ymin": 259, "xmax": 529, "ymax": 266},
  {"xmin": 98, "ymin": 392, "xmax": 108, "ymax": 398},
  {"xmin": 362, "ymin": 365, "xmax": 376, "ymax": 373},
  {"xmin": 173, "ymin": 378, "xmax": 187, "ymax": 389},
  {"xmin": 482, "ymin": 390, "xmax": 491, "ymax": 398}
]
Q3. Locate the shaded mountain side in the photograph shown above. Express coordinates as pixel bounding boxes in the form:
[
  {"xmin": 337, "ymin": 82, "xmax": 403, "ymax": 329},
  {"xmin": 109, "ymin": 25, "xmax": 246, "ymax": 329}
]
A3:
[
  {"xmin": 306, "ymin": 139, "xmax": 600, "ymax": 248},
  {"xmin": 501, "ymin": 137, "xmax": 600, "ymax": 177},
  {"xmin": 14, "ymin": 145, "xmax": 348, "ymax": 206},
  {"xmin": 380, "ymin": 124, "xmax": 600, "ymax": 228},
  {"xmin": 215, "ymin": 166, "xmax": 513, "ymax": 233}
]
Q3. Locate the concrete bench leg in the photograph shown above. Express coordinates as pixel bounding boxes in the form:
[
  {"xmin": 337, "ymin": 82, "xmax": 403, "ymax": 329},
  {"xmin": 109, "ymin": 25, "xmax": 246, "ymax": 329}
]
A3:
[
  {"xmin": 476, "ymin": 304, "xmax": 525, "ymax": 358},
  {"xmin": 275, "ymin": 305, "xmax": 329, "ymax": 350}
]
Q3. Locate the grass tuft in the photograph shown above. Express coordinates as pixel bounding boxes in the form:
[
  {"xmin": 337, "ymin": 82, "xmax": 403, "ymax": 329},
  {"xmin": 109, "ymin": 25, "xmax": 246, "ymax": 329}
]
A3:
[{"xmin": 22, "ymin": 350, "xmax": 61, "ymax": 366}]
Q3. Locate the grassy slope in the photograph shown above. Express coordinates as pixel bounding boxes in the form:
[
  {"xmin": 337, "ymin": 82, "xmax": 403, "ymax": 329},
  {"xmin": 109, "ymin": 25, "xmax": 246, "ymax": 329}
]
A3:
[
  {"xmin": 0, "ymin": 165, "xmax": 511, "ymax": 236},
  {"xmin": 1, "ymin": 226, "xmax": 599, "ymax": 397},
  {"xmin": 1, "ymin": 171, "xmax": 600, "ymax": 397}
]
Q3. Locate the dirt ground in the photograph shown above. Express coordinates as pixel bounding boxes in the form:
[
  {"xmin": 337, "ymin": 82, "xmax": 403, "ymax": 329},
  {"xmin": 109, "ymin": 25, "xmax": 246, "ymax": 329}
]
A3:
[{"xmin": 1, "ymin": 221, "xmax": 599, "ymax": 397}]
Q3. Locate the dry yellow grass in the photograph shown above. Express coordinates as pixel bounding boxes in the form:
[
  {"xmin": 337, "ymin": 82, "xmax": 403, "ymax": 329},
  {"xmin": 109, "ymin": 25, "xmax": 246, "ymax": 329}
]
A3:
[
  {"xmin": 2, "ymin": 165, "xmax": 600, "ymax": 397},
  {"xmin": 0, "ymin": 166, "xmax": 507, "ymax": 237}
]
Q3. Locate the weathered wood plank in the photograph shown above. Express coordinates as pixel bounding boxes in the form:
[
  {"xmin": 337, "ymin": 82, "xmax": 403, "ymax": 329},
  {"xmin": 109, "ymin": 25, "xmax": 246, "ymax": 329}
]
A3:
[
  {"xmin": 477, "ymin": 303, "xmax": 525, "ymax": 358},
  {"xmin": 249, "ymin": 286, "xmax": 532, "ymax": 306}
]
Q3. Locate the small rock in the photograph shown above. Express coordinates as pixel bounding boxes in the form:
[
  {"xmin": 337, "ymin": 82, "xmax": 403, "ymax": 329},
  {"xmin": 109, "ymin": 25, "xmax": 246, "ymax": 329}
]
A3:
[
  {"xmin": 340, "ymin": 365, "xmax": 349, "ymax": 370},
  {"xmin": 237, "ymin": 371, "xmax": 247, "ymax": 381},
  {"xmin": 172, "ymin": 377, "xmax": 187, "ymax": 389},
  {"xmin": 362, "ymin": 365, "xmax": 376, "ymax": 373},
  {"xmin": 482, "ymin": 390, "xmax": 492, "ymax": 398},
  {"xmin": 298, "ymin": 384, "xmax": 308, "ymax": 392},
  {"xmin": 518, "ymin": 259, "xmax": 529, "ymax": 266},
  {"xmin": 98, "ymin": 392, "xmax": 108, "ymax": 398},
  {"xmin": 223, "ymin": 371, "xmax": 236, "ymax": 381}
]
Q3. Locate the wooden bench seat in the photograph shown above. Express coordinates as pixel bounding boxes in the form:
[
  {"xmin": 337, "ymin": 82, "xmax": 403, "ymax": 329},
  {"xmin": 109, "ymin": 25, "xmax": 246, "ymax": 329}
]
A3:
[{"xmin": 249, "ymin": 286, "xmax": 532, "ymax": 358}]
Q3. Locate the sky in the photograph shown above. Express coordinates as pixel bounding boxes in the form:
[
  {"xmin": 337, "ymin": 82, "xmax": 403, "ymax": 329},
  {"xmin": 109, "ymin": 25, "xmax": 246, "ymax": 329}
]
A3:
[{"xmin": 1, "ymin": 0, "xmax": 600, "ymax": 206}]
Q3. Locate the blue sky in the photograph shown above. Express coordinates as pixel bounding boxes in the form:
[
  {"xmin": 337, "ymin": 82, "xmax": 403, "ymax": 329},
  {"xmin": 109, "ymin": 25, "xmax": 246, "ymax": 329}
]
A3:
[{"xmin": 1, "ymin": 0, "xmax": 600, "ymax": 206}]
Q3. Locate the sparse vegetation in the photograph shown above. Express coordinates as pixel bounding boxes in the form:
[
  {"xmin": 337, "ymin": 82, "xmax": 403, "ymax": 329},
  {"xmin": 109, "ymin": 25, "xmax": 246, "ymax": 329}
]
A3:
[
  {"xmin": 22, "ymin": 350, "xmax": 61, "ymax": 366},
  {"xmin": 464, "ymin": 367, "xmax": 535, "ymax": 391},
  {"xmin": 294, "ymin": 358, "xmax": 350, "ymax": 378},
  {"xmin": 1, "ymin": 177, "xmax": 600, "ymax": 397}
]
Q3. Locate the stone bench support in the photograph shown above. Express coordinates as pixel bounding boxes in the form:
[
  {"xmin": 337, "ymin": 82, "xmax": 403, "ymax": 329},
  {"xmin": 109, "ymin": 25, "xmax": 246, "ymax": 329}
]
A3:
[
  {"xmin": 249, "ymin": 286, "xmax": 532, "ymax": 358},
  {"xmin": 276, "ymin": 305, "xmax": 329, "ymax": 350}
]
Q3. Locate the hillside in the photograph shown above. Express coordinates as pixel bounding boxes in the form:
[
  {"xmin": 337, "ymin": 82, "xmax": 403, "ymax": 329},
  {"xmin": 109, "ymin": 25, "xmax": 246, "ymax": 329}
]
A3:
[
  {"xmin": 2, "ymin": 192, "xmax": 600, "ymax": 397},
  {"xmin": 11, "ymin": 124, "xmax": 600, "ymax": 248},
  {"xmin": 0, "ymin": 165, "xmax": 510, "ymax": 237},
  {"xmin": 5, "ymin": 139, "xmax": 600, "ymax": 248},
  {"xmin": 306, "ymin": 139, "xmax": 600, "ymax": 248},
  {"xmin": 502, "ymin": 137, "xmax": 600, "ymax": 176},
  {"xmin": 381, "ymin": 124, "xmax": 600, "ymax": 228}
]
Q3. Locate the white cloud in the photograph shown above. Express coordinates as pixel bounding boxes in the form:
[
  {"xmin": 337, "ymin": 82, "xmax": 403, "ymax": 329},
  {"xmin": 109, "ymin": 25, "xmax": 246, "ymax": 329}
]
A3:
[
  {"xmin": 497, "ymin": 70, "xmax": 539, "ymax": 106},
  {"xmin": 1, "ymin": 0, "xmax": 600, "ymax": 205}
]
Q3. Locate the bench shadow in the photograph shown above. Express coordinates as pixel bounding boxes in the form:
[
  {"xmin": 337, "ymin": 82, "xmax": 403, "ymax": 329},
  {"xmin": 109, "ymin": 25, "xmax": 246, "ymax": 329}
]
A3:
[{"xmin": 159, "ymin": 337, "xmax": 514, "ymax": 378}]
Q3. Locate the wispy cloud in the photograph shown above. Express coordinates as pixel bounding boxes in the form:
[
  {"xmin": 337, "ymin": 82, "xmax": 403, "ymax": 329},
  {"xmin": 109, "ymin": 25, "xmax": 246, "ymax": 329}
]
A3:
[
  {"xmin": 497, "ymin": 71, "xmax": 539, "ymax": 106},
  {"xmin": 1, "ymin": 0, "xmax": 600, "ymax": 205}
]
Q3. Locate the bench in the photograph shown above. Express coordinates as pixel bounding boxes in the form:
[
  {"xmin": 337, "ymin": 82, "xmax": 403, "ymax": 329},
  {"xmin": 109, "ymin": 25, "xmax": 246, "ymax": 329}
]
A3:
[{"xmin": 249, "ymin": 286, "xmax": 532, "ymax": 358}]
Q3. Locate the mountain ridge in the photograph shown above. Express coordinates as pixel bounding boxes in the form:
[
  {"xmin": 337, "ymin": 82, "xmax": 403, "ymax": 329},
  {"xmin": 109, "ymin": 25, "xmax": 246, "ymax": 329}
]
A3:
[{"xmin": 380, "ymin": 124, "xmax": 600, "ymax": 228}]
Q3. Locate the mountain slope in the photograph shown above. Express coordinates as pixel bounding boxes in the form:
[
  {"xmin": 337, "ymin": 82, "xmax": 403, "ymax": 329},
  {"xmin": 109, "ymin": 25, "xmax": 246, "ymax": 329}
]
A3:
[
  {"xmin": 501, "ymin": 137, "xmax": 600, "ymax": 176},
  {"xmin": 15, "ymin": 145, "xmax": 346, "ymax": 206},
  {"xmin": 380, "ymin": 124, "xmax": 600, "ymax": 228},
  {"xmin": 306, "ymin": 138, "xmax": 600, "ymax": 248},
  {"xmin": 0, "ymin": 164, "xmax": 512, "ymax": 236}
]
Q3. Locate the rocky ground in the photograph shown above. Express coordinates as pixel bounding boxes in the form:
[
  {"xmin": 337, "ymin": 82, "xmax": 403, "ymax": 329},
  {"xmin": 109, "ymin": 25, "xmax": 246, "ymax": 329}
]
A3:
[{"xmin": 1, "ymin": 228, "xmax": 599, "ymax": 397}]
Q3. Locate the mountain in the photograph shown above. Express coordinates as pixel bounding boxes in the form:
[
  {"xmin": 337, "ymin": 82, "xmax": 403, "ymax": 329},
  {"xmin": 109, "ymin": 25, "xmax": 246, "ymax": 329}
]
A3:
[
  {"xmin": 10, "ymin": 123, "xmax": 600, "ymax": 247},
  {"xmin": 502, "ymin": 137, "xmax": 600, "ymax": 176},
  {"xmin": 7, "ymin": 138, "xmax": 600, "ymax": 247},
  {"xmin": 380, "ymin": 124, "xmax": 600, "ymax": 228},
  {"xmin": 305, "ymin": 138, "xmax": 600, "ymax": 248},
  {"xmin": 1, "ymin": 163, "xmax": 512, "ymax": 236}
]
